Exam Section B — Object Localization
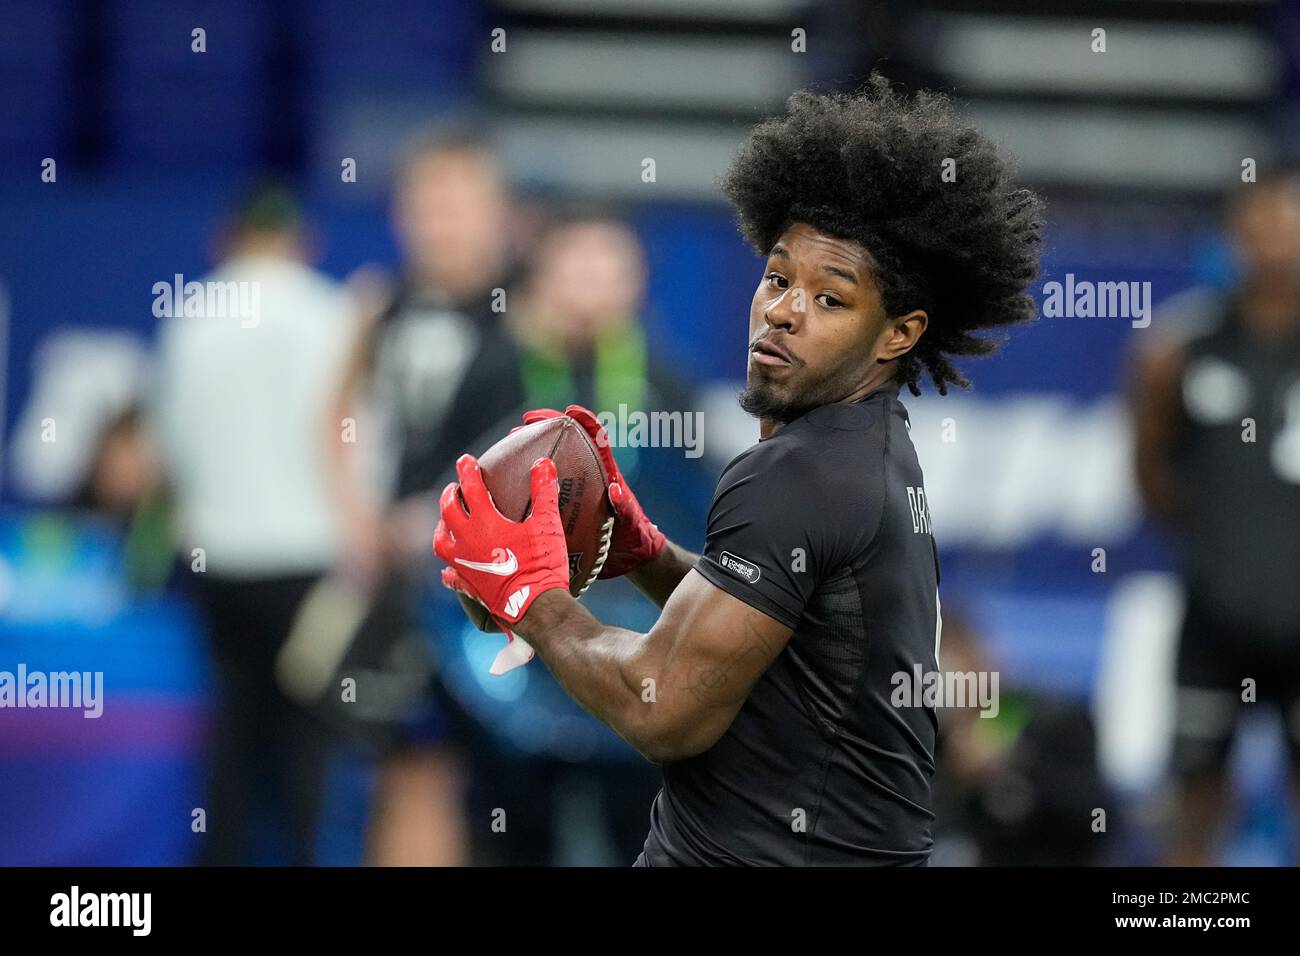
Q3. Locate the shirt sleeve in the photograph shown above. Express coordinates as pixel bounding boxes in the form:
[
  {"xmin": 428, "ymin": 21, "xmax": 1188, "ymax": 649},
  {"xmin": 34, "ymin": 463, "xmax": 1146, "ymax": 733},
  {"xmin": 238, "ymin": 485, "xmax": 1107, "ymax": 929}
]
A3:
[{"xmin": 693, "ymin": 438, "xmax": 876, "ymax": 628}]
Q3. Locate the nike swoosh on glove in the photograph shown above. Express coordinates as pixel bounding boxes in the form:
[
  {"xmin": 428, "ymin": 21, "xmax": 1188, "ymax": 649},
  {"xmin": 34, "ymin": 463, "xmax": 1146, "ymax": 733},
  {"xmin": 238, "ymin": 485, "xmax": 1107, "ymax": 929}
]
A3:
[
  {"xmin": 519, "ymin": 404, "xmax": 665, "ymax": 578},
  {"xmin": 434, "ymin": 453, "xmax": 570, "ymax": 635}
]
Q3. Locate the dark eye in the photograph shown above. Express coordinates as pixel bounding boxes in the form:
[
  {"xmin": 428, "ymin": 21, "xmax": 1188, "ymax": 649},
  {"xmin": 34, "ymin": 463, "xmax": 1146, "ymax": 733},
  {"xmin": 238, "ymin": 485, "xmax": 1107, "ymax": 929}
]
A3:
[
  {"xmin": 765, "ymin": 272, "xmax": 788, "ymax": 289},
  {"xmin": 817, "ymin": 294, "xmax": 844, "ymax": 308}
]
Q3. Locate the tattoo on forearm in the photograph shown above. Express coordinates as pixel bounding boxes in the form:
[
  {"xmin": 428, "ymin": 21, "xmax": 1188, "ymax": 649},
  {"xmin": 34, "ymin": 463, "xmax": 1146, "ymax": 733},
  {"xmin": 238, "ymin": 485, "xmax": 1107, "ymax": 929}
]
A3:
[{"xmin": 687, "ymin": 616, "xmax": 780, "ymax": 708}]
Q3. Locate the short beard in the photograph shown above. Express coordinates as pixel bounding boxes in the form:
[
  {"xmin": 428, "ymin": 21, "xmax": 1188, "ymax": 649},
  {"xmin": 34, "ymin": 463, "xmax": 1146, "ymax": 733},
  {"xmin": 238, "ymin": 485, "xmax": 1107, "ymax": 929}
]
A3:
[
  {"xmin": 737, "ymin": 379, "xmax": 818, "ymax": 424},
  {"xmin": 740, "ymin": 357, "xmax": 887, "ymax": 424}
]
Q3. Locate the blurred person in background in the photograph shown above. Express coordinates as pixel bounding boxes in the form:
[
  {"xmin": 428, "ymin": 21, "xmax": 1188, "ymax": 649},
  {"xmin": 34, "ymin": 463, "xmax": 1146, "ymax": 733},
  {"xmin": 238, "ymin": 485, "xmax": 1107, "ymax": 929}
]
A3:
[
  {"xmin": 153, "ymin": 185, "xmax": 356, "ymax": 865},
  {"xmin": 930, "ymin": 611, "xmax": 1107, "ymax": 866},
  {"xmin": 463, "ymin": 211, "xmax": 694, "ymax": 864},
  {"xmin": 74, "ymin": 405, "xmax": 173, "ymax": 592},
  {"xmin": 507, "ymin": 206, "xmax": 711, "ymax": 562},
  {"xmin": 1131, "ymin": 170, "xmax": 1300, "ymax": 865},
  {"xmin": 509, "ymin": 210, "xmax": 692, "ymax": 417},
  {"xmin": 76, "ymin": 407, "xmax": 159, "ymax": 518},
  {"xmin": 327, "ymin": 127, "xmax": 524, "ymax": 866},
  {"xmin": 8, "ymin": 330, "xmax": 173, "ymax": 591}
]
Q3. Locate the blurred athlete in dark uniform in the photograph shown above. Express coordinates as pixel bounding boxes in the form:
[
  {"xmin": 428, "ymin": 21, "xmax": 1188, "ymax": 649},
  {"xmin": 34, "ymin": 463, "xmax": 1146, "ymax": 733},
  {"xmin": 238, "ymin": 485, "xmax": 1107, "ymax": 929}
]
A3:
[
  {"xmin": 1132, "ymin": 170, "xmax": 1300, "ymax": 865},
  {"xmin": 434, "ymin": 77, "xmax": 1043, "ymax": 865},
  {"xmin": 328, "ymin": 128, "xmax": 524, "ymax": 865}
]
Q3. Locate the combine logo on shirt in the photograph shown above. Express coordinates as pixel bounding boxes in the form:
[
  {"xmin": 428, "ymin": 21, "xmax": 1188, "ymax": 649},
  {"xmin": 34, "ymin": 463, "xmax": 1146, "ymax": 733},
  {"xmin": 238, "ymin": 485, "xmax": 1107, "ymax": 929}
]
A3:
[{"xmin": 719, "ymin": 551, "xmax": 761, "ymax": 584}]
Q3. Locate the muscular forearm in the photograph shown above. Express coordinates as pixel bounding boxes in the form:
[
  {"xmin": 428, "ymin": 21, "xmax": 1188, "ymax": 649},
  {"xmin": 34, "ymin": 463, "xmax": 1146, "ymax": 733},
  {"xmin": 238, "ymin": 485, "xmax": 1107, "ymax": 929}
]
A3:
[
  {"xmin": 513, "ymin": 589, "xmax": 662, "ymax": 756},
  {"xmin": 627, "ymin": 540, "xmax": 699, "ymax": 608},
  {"xmin": 1131, "ymin": 345, "xmax": 1189, "ymax": 531}
]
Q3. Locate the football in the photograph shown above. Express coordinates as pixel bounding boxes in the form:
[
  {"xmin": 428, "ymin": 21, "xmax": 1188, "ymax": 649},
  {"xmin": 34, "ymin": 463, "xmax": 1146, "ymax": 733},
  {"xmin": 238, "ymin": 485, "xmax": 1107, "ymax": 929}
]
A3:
[{"xmin": 454, "ymin": 416, "xmax": 614, "ymax": 631}]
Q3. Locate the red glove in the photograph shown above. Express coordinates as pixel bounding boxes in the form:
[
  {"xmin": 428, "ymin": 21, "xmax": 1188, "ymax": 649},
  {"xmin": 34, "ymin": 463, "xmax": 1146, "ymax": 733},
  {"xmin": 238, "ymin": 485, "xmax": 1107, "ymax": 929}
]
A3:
[
  {"xmin": 433, "ymin": 453, "xmax": 569, "ymax": 625},
  {"xmin": 519, "ymin": 405, "xmax": 666, "ymax": 579}
]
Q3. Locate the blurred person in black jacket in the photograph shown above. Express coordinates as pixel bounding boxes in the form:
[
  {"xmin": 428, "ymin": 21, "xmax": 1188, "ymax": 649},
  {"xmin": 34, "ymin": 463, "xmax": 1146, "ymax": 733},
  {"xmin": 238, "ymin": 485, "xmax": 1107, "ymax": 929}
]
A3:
[
  {"xmin": 1131, "ymin": 171, "xmax": 1300, "ymax": 866},
  {"xmin": 327, "ymin": 127, "xmax": 525, "ymax": 865}
]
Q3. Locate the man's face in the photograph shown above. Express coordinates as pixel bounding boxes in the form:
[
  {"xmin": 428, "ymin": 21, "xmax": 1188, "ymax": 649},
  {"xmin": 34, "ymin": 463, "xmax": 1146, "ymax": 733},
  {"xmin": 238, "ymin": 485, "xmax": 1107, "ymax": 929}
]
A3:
[
  {"xmin": 394, "ymin": 150, "xmax": 509, "ymax": 294},
  {"xmin": 740, "ymin": 222, "xmax": 893, "ymax": 423},
  {"xmin": 533, "ymin": 222, "xmax": 646, "ymax": 343},
  {"xmin": 1233, "ymin": 179, "xmax": 1300, "ymax": 278}
]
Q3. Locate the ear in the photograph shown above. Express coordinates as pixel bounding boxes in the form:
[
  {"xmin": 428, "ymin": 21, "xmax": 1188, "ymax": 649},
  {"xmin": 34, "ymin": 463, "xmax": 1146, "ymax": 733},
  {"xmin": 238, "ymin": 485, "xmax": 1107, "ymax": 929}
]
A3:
[{"xmin": 876, "ymin": 309, "xmax": 929, "ymax": 362}]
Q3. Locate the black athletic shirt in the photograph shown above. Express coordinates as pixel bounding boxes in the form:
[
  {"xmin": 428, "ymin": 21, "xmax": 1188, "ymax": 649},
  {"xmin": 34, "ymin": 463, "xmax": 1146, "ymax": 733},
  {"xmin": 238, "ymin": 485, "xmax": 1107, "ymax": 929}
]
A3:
[
  {"xmin": 1174, "ymin": 304, "xmax": 1300, "ymax": 645},
  {"xmin": 638, "ymin": 387, "xmax": 941, "ymax": 866},
  {"xmin": 370, "ymin": 279, "xmax": 524, "ymax": 501}
]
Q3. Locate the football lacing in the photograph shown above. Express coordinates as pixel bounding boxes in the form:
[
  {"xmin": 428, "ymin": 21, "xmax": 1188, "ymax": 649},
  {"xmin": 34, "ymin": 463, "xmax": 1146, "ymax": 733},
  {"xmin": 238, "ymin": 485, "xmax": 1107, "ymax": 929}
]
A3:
[{"xmin": 576, "ymin": 513, "xmax": 616, "ymax": 597}]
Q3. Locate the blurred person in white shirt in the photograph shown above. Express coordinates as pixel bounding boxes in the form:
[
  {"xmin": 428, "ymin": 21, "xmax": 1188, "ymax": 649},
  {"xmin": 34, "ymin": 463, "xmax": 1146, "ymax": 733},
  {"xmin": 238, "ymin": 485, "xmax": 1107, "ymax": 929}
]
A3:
[{"xmin": 153, "ymin": 185, "xmax": 357, "ymax": 865}]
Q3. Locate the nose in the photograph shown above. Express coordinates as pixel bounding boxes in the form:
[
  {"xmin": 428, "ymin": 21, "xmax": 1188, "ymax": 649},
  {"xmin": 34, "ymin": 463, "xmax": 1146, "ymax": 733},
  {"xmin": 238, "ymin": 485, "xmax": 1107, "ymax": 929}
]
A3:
[{"xmin": 764, "ymin": 284, "xmax": 802, "ymax": 333}]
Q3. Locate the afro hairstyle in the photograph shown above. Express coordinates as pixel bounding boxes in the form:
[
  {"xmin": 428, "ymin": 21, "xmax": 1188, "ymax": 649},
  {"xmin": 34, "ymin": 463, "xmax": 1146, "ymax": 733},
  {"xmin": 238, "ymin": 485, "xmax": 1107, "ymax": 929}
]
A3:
[{"xmin": 720, "ymin": 74, "xmax": 1044, "ymax": 395}]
